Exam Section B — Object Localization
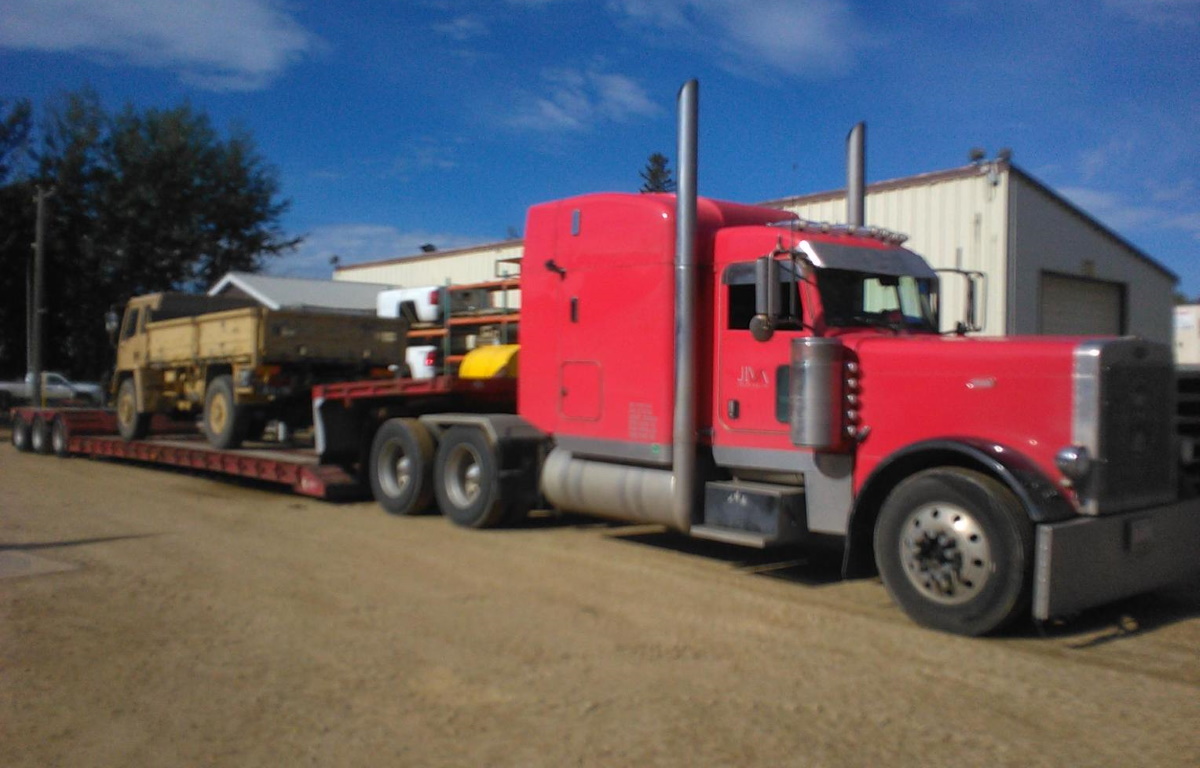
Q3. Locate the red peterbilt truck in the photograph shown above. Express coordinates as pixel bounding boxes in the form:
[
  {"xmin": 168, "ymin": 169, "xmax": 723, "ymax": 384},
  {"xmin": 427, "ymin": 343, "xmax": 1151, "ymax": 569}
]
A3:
[{"xmin": 317, "ymin": 82, "xmax": 1198, "ymax": 635}]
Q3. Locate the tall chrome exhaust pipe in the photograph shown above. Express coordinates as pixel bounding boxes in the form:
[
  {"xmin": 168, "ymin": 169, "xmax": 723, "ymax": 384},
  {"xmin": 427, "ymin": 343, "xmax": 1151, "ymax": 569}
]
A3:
[
  {"xmin": 671, "ymin": 79, "xmax": 699, "ymax": 533},
  {"xmin": 846, "ymin": 122, "xmax": 865, "ymax": 227}
]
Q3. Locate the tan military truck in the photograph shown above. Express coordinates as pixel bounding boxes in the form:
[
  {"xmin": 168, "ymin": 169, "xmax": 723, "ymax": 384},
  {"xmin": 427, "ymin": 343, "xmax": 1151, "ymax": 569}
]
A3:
[{"xmin": 112, "ymin": 292, "xmax": 408, "ymax": 449}]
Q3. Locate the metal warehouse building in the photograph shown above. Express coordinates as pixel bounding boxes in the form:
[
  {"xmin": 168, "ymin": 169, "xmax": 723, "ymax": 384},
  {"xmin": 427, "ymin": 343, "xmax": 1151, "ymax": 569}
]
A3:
[{"xmin": 334, "ymin": 160, "xmax": 1176, "ymax": 343}]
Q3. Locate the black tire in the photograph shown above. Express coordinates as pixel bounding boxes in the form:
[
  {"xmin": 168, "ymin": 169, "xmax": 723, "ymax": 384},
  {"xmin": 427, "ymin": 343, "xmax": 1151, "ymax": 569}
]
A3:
[
  {"xmin": 433, "ymin": 426, "xmax": 506, "ymax": 529},
  {"xmin": 203, "ymin": 375, "xmax": 246, "ymax": 450},
  {"xmin": 51, "ymin": 417, "xmax": 71, "ymax": 457},
  {"xmin": 116, "ymin": 378, "xmax": 149, "ymax": 441},
  {"xmin": 874, "ymin": 467, "xmax": 1034, "ymax": 636},
  {"xmin": 11, "ymin": 415, "xmax": 31, "ymax": 452},
  {"xmin": 30, "ymin": 414, "xmax": 52, "ymax": 454},
  {"xmin": 369, "ymin": 418, "xmax": 436, "ymax": 515}
]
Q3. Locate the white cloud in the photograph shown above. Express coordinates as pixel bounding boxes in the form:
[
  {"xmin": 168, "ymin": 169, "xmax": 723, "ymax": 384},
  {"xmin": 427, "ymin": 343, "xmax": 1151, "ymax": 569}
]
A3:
[
  {"xmin": 0, "ymin": 0, "xmax": 321, "ymax": 91},
  {"xmin": 608, "ymin": 0, "xmax": 863, "ymax": 77},
  {"xmin": 1060, "ymin": 186, "xmax": 1200, "ymax": 239},
  {"xmin": 273, "ymin": 224, "xmax": 487, "ymax": 279},
  {"xmin": 432, "ymin": 15, "xmax": 490, "ymax": 42},
  {"xmin": 1104, "ymin": 0, "xmax": 1200, "ymax": 25},
  {"xmin": 507, "ymin": 68, "xmax": 661, "ymax": 132}
]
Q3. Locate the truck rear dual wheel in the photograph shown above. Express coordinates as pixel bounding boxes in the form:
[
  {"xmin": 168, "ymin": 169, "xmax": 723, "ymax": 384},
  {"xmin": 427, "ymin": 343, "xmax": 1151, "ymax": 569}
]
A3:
[
  {"xmin": 434, "ymin": 427, "xmax": 509, "ymax": 529},
  {"xmin": 874, "ymin": 467, "xmax": 1034, "ymax": 637},
  {"xmin": 203, "ymin": 375, "xmax": 248, "ymax": 450},
  {"xmin": 116, "ymin": 378, "xmax": 150, "ymax": 441},
  {"xmin": 369, "ymin": 418, "xmax": 435, "ymax": 516}
]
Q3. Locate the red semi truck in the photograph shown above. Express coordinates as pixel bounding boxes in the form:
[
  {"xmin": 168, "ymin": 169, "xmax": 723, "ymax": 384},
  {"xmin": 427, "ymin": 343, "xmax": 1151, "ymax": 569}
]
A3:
[
  {"xmin": 312, "ymin": 82, "xmax": 1199, "ymax": 636},
  {"xmin": 11, "ymin": 81, "xmax": 1197, "ymax": 635}
]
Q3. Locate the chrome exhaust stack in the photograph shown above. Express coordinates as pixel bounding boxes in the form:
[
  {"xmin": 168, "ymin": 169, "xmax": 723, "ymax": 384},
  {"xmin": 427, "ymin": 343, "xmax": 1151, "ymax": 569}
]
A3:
[
  {"xmin": 846, "ymin": 122, "xmax": 865, "ymax": 227},
  {"xmin": 670, "ymin": 79, "xmax": 700, "ymax": 533}
]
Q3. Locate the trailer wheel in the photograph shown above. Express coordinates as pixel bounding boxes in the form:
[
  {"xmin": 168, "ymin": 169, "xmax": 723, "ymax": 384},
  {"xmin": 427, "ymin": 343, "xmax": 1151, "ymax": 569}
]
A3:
[
  {"xmin": 875, "ymin": 467, "xmax": 1033, "ymax": 636},
  {"xmin": 30, "ymin": 414, "xmax": 52, "ymax": 454},
  {"xmin": 11, "ymin": 415, "xmax": 32, "ymax": 452},
  {"xmin": 434, "ymin": 426, "xmax": 506, "ymax": 529},
  {"xmin": 369, "ymin": 418, "xmax": 435, "ymax": 515},
  {"xmin": 51, "ymin": 417, "xmax": 71, "ymax": 457},
  {"xmin": 203, "ymin": 375, "xmax": 246, "ymax": 450},
  {"xmin": 116, "ymin": 378, "xmax": 149, "ymax": 441}
]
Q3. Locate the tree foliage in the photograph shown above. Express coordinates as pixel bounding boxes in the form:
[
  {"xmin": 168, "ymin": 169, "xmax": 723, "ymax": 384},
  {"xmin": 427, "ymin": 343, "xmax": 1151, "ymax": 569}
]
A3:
[
  {"xmin": 0, "ymin": 90, "xmax": 298, "ymax": 379},
  {"xmin": 639, "ymin": 152, "xmax": 676, "ymax": 193}
]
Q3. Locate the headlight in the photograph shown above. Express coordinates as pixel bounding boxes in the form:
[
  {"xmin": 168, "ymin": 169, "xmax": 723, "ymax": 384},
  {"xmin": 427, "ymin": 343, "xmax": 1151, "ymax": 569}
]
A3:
[{"xmin": 1055, "ymin": 445, "xmax": 1091, "ymax": 481}]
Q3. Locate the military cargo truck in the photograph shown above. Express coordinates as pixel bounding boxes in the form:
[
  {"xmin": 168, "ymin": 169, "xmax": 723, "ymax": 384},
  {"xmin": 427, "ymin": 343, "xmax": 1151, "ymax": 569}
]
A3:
[{"xmin": 112, "ymin": 292, "xmax": 407, "ymax": 448}]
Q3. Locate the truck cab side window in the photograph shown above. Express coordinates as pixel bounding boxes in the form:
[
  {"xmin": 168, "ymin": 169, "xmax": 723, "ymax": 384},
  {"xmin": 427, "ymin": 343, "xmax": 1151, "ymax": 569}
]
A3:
[
  {"xmin": 723, "ymin": 262, "xmax": 803, "ymax": 331},
  {"xmin": 120, "ymin": 309, "xmax": 141, "ymax": 340}
]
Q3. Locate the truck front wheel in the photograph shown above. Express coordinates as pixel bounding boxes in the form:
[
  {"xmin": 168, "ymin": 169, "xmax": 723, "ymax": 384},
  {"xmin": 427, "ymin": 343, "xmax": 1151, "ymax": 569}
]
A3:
[
  {"xmin": 203, "ymin": 375, "xmax": 247, "ymax": 450},
  {"xmin": 116, "ymin": 378, "xmax": 149, "ymax": 441},
  {"xmin": 369, "ymin": 418, "xmax": 435, "ymax": 515},
  {"xmin": 874, "ymin": 467, "xmax": 1033, "ymax": 636},
  {"xmin": 434, "ymin": 426, "xmax": 506, "ymax": 529}
]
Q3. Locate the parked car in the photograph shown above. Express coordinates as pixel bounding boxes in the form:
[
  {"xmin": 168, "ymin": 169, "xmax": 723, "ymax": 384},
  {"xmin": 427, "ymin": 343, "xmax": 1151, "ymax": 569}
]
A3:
[{"xmin": 0, "ymin": 372, "xmax": 106, "ymax": 409}]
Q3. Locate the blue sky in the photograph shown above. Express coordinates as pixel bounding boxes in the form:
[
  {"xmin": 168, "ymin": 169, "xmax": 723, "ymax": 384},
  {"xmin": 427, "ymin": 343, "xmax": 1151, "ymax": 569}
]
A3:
[{"xmin": 2, "ymin": 0, "xmax": 1198, "ymax": 295}]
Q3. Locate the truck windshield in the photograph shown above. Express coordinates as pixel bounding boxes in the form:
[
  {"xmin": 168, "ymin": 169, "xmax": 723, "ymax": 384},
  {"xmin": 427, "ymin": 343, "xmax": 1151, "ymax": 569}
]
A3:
[{"xmin": 817, "ymin": 268, "xmax": 937, "ymax": 332}]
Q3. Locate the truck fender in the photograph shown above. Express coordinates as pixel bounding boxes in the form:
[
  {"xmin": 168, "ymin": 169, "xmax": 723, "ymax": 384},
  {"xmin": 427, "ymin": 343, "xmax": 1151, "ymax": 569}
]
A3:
[{"xmin": 842, "ymin": 437, "xmax": 1076, "ymax": 579}]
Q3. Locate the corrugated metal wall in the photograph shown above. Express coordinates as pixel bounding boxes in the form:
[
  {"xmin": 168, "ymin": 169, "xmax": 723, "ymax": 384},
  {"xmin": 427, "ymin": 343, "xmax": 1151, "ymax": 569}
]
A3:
[
  {"xmin": 776, "ymin": 165, "xmax": 1010, "ymax": 335},
  {"xmin": 334, "ymin": 241, "xmax": 524, "ymax": 308}
]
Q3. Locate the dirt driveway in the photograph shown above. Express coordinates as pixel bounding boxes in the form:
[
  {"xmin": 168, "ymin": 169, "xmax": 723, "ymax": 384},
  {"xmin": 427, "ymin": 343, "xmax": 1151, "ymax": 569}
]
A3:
[{"xmin": 2, "ymin": 434, "xmax": 1198, "ymax": 767}]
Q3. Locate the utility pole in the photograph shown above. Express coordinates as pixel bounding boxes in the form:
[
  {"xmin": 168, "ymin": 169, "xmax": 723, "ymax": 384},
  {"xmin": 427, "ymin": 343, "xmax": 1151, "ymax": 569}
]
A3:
[{"xmin": 30, "ymin": 185, "xmax": 53, "ymax": 405}]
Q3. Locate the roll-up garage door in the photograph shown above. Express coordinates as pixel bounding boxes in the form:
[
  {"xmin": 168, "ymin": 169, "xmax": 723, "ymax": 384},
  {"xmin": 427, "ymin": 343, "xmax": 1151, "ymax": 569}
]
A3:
[{"xmin": 1039, "ymin": 273, "xmax": 1124, "ymax": 335}]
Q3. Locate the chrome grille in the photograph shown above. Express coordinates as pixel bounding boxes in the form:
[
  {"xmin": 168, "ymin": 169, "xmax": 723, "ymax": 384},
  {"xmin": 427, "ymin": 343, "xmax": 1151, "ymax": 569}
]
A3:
[{"xmin": 1073, "ymin": 339, "xmax": 1176, "ymax": 515}]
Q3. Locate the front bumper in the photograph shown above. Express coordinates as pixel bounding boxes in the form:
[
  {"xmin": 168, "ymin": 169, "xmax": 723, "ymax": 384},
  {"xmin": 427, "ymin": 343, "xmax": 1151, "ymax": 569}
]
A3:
[{"xmin": 1033, "ymin": 500, "xmax": 1200, "ymax": 620}]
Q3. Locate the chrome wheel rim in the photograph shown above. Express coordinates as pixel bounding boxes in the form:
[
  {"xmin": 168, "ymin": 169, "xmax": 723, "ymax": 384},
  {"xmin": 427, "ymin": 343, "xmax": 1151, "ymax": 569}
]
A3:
[
  {"xmin": 378, "ymin": 441, "xmax": 413, "ymax": 499},
  {"xmin": 898, "ymin": 502, "xmax": 992, "ymax": 605},
  {"xmin": 444, "ymin": 443, "xmax": 482, "ymax": 508}
]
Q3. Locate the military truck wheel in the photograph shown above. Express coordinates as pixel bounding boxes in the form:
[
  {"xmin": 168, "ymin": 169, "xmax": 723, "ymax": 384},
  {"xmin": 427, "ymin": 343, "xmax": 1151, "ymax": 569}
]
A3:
[
  {"xmin": 51, "ymin": 417, "xmax": 71, "ymax": 457},
  {"xmin": 203, "ymin": 375, "xmax": 247, "ymax": 450},
  {"xmin": 369, "ymin": 418, "xmax": 436, "ymax": 515},
  {"xmin": 116, "ymin": 378, "xmax": 149, "ymax": 441},
  {"xmin": 434, "ymin": 426, "xmax": 506, "ymax": 529},
  {"xmin": 30, "ymin": 415, "xmax": 52, "ymax": 454},
  {"xmin": 11, "ymin": 415, "xmax": 31, "ymax": 452},
  {"xmin": 875, "ymin": 467, "xmax": 1033, "ymax": 636}
]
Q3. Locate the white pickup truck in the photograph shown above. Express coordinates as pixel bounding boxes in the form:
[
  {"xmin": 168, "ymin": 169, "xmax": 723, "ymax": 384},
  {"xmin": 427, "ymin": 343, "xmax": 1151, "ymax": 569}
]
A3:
[
  {"xmin": 0, "ymin": 372, "xmax": 106, "ymax": 409},
  {"xmin": 375, "ymin": 286, "xmax": 493, "ymax": 379}
]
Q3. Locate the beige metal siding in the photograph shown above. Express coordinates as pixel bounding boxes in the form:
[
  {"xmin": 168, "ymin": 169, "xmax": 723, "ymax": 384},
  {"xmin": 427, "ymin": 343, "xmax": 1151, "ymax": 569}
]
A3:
[
  {"xmin": 334, "ymin": 242, "xmax": 523, "ymax": 309},
  {"xmin": 1175, "ymin": 305, "xmax": 1200, "ymax": 364},
  {"xmin": 1008, "ymin": 174, "xmax": 1173, "ymax": 344},
  {"xmin": 776, "ymin": 166, "xmax": 1010, "ymax": 335}
]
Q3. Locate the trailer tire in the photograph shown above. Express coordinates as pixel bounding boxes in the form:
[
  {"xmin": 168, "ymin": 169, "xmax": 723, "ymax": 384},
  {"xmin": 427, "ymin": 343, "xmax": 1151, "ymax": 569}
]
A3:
[
  {"xmin": 11, "ymin": 415, "xmax": 31, "ymax": 452},
  {"xmin": 874, "ymin": 467, "xmax": 1033, "ymax": 636},
  {"xmin": 30, "ymin": 414, "xmax": 52, "ymax": 454},
  {"xmin": 51, "ymin": 417, "xmax": 71, "ymax": 457},
  {"xmin": 369, "ymin": 418, "xmax": 435, "ymax": 516},
  {"xmin": 203, "ymin": 375, "xmax": 247, "ymax": 450},
  {"xmin": 116, "ymin": 378, "xmax": 149, "ymax": 441},
  {"xmin": 434, "ymin": 426, "xmax": 506, "ymax": 529}
]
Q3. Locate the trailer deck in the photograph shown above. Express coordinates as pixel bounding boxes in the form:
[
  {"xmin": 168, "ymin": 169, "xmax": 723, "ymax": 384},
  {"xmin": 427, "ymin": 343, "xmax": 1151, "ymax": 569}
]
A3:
[{"xmin": 8, "ymin": 406, "xmax": 362, "ymax": 500}]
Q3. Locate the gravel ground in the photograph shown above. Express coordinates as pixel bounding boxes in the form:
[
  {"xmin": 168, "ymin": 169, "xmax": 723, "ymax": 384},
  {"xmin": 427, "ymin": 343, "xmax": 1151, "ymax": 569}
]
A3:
[{"xmin": 2, "ymin": 432, "xmax": 1198, "ymax": 767}]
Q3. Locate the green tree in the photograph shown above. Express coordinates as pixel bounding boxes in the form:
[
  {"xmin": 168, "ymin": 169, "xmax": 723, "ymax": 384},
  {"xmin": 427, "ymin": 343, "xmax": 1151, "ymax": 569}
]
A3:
[
  {"xmin": 0, "ymin": 90, "xmax": 298, "ymax": 380},
  {"xmin": 639, "ymin": 152, "xmax": 675, "ymax": 193}
]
